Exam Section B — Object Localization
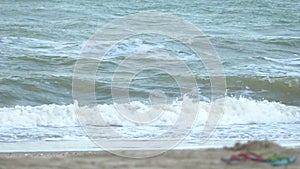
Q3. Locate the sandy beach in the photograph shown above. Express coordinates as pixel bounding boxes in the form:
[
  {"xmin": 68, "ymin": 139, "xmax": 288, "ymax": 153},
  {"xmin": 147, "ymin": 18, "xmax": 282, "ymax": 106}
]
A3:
[{"xmin": 0, "ymin": 141, "xmax": 298, "ymax": 169}]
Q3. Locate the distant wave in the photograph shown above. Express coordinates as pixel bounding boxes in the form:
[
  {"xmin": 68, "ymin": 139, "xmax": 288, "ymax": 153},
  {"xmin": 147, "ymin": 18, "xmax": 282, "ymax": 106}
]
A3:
[{"xmin": 258, "ymin": 56, "xmax": 300, "ymax": 66}]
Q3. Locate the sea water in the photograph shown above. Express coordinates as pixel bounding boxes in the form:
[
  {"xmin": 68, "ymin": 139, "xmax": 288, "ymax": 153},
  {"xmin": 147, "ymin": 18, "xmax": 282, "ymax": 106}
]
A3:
[{"xmin": 0, "ymin": 0, "xmax": 299, "ymax": 152}]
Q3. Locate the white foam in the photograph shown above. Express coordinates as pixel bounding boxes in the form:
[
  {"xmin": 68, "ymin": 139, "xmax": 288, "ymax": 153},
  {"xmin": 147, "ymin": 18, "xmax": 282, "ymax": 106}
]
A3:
[
  {"xmin": 222, "ymin": 97, "xmax": 300, "ymax": 124},
  {"xmin": 0, "ymin": 104, "xmax": 77, "ymax": 127},
  {"xmin": 0, "ymin": 97, "xmax": 299, "ymax": 128}
]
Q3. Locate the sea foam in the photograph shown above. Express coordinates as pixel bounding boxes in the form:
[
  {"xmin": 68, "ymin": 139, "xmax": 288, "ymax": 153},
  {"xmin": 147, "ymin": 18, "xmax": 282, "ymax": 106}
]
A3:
[{"xmin": 0, "ymin": 97, "xmax": 299, "ymax": 128}]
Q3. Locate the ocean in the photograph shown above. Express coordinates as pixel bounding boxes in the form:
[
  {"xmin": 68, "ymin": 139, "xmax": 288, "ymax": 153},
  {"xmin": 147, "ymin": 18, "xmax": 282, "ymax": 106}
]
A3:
[{"xmin": 0, "ymin": 0, "xmax": 299, "ymax": 153}]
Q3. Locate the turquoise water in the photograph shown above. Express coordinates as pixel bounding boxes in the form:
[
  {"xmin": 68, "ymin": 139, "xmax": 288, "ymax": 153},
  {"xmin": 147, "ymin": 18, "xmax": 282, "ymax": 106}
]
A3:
[
  {"xmin": 1, "ymin": 0, "xmax": 299, "ymax": 106},
  {"xmin": 0, "ymin": 0, "xmax": 299, "ymax": 151}
]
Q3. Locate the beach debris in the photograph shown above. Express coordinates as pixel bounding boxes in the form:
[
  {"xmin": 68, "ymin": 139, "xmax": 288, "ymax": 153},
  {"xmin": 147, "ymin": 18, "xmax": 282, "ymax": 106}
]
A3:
[
  {"xmin": 221, "ymin": 152, "xmax": 296, "ymax": 166},
  {"xmin": 221, "ymin": 152, "xmax": 266, "ymax": 163},
  {"xmin": 267, "ymin": 154, "xmax": 296, "ymax": 166}
]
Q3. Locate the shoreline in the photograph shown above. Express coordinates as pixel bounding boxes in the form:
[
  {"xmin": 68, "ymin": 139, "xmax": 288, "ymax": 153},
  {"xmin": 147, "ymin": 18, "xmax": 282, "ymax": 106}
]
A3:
[{"xmin": 0, "ymin": 141, "xmax": 299, "ymax": 169}]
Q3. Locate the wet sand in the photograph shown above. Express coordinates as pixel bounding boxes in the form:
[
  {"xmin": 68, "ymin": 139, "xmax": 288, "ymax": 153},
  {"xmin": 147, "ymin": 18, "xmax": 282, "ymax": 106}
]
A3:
[{"xmin": 0, "ymin": 141, "xmax": 298, "ymax": 169}]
